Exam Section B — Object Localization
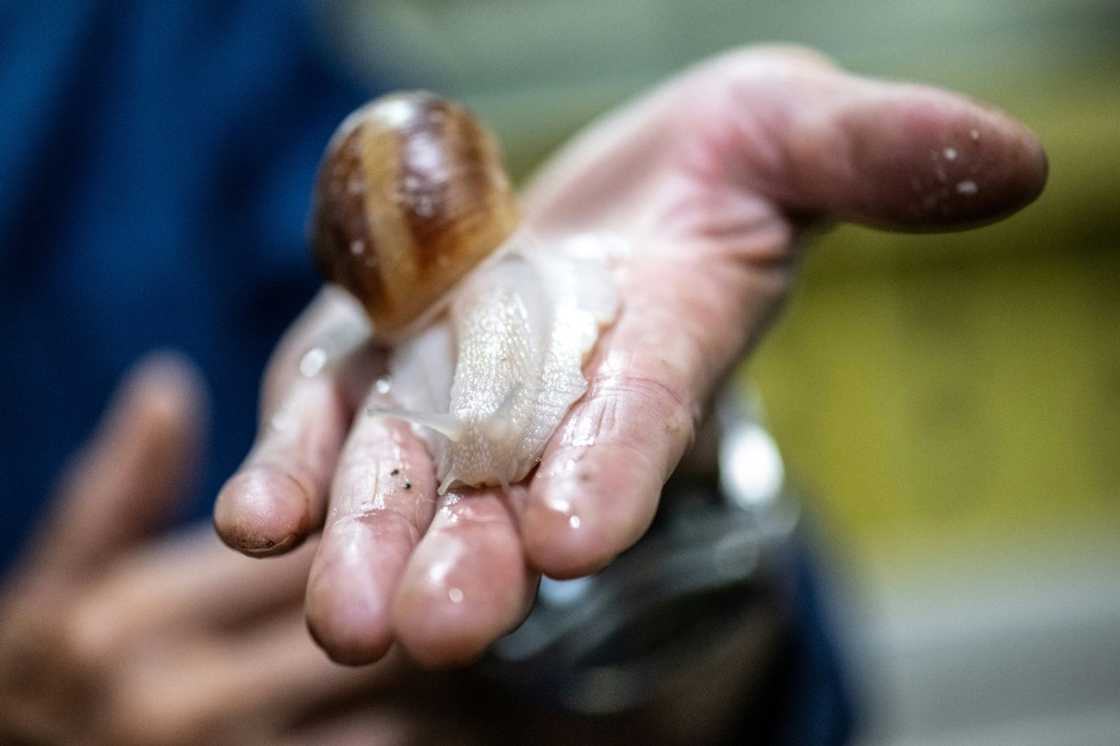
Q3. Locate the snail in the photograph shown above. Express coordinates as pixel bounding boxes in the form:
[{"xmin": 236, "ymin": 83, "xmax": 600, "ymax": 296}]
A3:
[{"xmin": 311, "ymin": 91, "xmax": 619, "ymax": 493}]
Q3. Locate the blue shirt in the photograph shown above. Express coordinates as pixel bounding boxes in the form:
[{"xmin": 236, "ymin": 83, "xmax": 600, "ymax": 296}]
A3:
[{"xmin": 0, "ymin": 1, "xmax": 375, "ymax": 568}]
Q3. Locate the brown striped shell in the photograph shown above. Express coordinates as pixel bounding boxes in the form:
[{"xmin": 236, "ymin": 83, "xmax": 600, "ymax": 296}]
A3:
[{"xmin": 310, "ymin": 91, "xmax": 520, "ymax": 338}]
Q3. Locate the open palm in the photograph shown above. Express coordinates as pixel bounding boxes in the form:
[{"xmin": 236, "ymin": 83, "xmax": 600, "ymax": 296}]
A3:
[{"xmin": 214, "ymin": 47, "xmax": 1046, "ymax": 666}]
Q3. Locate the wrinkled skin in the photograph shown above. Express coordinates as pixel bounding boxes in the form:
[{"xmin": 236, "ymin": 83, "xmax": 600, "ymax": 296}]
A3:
[{"xmin": 213, "ymin": 47, "xmax": 1046, "ymax": 668}]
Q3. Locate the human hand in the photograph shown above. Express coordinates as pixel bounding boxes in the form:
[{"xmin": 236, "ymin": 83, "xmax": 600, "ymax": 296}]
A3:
[
  {"xmin": 214, "ymin": 47, "xmax": 1047, "ymax": 667},
  {"xmin": 0, "ymin": 356, "xmax": 402, "ymax": 745}
]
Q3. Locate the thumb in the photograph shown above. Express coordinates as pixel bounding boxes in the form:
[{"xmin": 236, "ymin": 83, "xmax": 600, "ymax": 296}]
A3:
[
  {"xmin": 27, "ymin": 353, "xmax": 207, "ymax": 580},
  {"xmin": 524, "ymin": 47, "xmax": 1047, "ymax": 234},
  {"xmin": 748, "ymin": 68, "xmax": 1048, "ymax": 230}
]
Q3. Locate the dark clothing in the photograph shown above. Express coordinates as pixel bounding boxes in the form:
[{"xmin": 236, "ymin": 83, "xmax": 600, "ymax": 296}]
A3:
[
  {"xmin": 0, "ymin": 2, "xmax": 370, "ymax": 567},
  {"xmin": 743, "ymin": 544, "xmax": 858, "ymax": 745}
]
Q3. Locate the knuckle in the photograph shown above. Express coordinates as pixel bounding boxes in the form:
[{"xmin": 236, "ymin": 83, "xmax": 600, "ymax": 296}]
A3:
[
  {"xmin": 350, "ymin": 504, "xmax": 423, "ymax": 545},
  {"xmin": 589, "ymin": 369, "xmax": 698, "ymax": 441},
  {"xmin": 438, "ymin": 495, "xmax": 512, "ymax": 532}
]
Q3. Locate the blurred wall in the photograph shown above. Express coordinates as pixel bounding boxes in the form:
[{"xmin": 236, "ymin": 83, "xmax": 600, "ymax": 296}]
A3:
[{"xmin": 327, "ymin": 2, "xmax": 1120, "ymax": 742}]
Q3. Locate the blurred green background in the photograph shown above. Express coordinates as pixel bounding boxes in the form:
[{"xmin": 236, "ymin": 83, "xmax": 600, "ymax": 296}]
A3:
[{"xmin": 328, "ymin": 1, "xmax": 1119, "ymax": 742}]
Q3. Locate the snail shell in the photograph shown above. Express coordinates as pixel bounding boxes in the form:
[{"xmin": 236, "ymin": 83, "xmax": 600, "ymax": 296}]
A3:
[
  {"xmin": 310, "ymin": 91, "xmax": 520, "ymax": 339},
  {"xmin": 311, "ymin": 92, "xmax": 620, "ymax": 492}
]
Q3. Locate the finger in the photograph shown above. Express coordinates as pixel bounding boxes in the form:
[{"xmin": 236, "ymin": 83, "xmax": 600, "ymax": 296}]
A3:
[
  {"xmin": 214, "ymin": 288, "xmax": 381, "ymax": 556},
  {"xmin": 392, "ymin": 488, "xmax": 537, "ymax": 668},
  {"xmin": 304, "ymin": 390, "xmax": 438, "ymax": 665},
  {"xmin": 108, "ymin": 614, "xmax": 405, "ymax": 746},
  {"xmin": 29, "ymin": 353, "xmax": 205, "ymax": 579},
  {"xmin": 520, "ymin": 247, "xmax": 785, "ymax": 577},
  {"xmin": 63, "ymin": 527, "xmax": 315, "ymax": 667}
]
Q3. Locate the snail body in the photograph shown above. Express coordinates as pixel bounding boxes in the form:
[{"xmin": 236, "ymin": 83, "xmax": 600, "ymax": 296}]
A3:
[
  {"xmin": 312, "ymin": 92, "xmax": 619, "ymax": 492},
  {"xmin": 387, "ymin": 237, "xmax": 617, "ymax": 492}
]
